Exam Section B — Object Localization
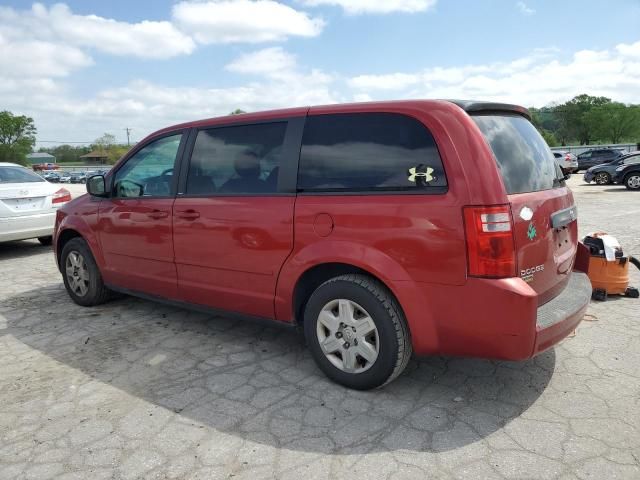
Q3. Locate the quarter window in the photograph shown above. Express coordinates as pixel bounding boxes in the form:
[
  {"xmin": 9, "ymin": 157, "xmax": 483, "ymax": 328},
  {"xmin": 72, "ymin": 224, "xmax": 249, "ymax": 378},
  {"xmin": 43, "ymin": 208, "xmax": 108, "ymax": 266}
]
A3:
[
  {"xmin": 113, "ymin": 134, "xmax": 182, "ymax": 198},
  {"xmin": 186, "ymin": 122, "xmax": 287, "ymax": 195},
  {"xmin": 298, "ymin": 113, "xmax": 447, "ymax": 192}
]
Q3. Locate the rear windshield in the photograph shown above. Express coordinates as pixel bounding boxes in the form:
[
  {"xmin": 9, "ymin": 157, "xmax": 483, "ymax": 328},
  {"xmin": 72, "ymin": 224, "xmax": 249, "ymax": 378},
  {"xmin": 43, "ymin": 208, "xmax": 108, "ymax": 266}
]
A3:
[
  {"xmin": 0, "ymin": 166, "xmax": 46, "ymax": 184},
  {"xmin": 473, "ymin": 114, "xmax": 561, "ymax": 194}
]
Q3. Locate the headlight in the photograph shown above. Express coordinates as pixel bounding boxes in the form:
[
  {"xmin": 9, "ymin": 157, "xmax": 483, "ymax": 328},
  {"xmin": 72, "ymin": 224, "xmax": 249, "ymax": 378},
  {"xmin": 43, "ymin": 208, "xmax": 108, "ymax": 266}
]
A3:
[{"xmin": 616, "ymin": 166, "xmax": 625, "ymax": 171}]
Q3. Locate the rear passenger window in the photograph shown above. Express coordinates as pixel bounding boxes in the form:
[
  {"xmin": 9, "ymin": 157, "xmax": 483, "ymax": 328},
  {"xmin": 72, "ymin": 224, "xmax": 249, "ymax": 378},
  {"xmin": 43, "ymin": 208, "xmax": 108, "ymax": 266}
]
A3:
[
  {"xmin": 186, "ymin": 122, "xmax": 287, "ymax": 195},
  {"xmin": 298, "ymin": 113, "xmax": 447, "ymax": 192}
]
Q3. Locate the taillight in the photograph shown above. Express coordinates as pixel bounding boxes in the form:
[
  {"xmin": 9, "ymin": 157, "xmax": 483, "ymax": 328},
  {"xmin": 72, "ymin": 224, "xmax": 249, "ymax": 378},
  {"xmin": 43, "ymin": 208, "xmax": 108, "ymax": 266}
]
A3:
[
  {"xmin": 463, "ymin": 205, "xmax": 517, "ymax": 278},
  {"xmin": 565, "ymin": 153, "xmax": 571, "ymax": 160},
  {"xmin": 52, "ymin": 188, "xmax": 71, "ymax": 204}
]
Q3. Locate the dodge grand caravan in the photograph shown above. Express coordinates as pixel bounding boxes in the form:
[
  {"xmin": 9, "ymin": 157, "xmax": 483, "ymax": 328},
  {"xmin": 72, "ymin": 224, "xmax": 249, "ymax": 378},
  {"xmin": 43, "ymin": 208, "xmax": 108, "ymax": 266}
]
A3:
[{"xmin": 53, "ymin": 100, "xmax": 592, "ymax": 390}]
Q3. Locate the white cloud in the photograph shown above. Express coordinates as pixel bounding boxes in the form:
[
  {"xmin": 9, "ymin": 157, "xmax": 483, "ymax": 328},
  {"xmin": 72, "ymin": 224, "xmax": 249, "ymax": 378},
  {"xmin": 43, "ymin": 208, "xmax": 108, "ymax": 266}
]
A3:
[
  {"xmin": 0, "ymin": 3, "xmax": 195, "ymax": 59},
  {"xmin": 172, "ymin": 0, "xmax": 325, "ymax": 44},
  {"xmin": 225, "ymin": 47, "xmax": 297, "ymax": 75},
  {"xmin": 516, "ymin": 1, "xmax": 535, "ymax": 16},
  {"xmin": 347, "ymin": 41, "xmax": 640, "ymax": 106},
  {"xmin": 301, "ymin": 0, "xmax": 436, "ymax": 14}
]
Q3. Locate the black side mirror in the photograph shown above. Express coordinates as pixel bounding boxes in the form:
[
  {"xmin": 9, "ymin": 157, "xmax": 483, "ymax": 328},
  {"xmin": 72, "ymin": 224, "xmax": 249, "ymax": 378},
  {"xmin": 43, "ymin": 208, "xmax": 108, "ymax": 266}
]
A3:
[{"xmin": 87, "ymin": 175, "xmax": 108, "ymax": 197}]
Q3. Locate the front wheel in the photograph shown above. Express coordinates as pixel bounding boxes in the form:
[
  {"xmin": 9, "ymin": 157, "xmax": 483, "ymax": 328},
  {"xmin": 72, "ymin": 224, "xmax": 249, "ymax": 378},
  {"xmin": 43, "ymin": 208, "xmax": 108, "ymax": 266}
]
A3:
[
  {"xmin": 624, "ymin": 173, "xmax": 640, "ymax": 190},
  {"xmin": 594, "ymin": 172, "xmax": 611, "ymax": 185},
  {"xmin": 303, "ymin": 274, "xmax": 412, "ymax": 390},
  {"xmin": 61, "ymin": 238, "xmax": 111, "ymax": 306}
]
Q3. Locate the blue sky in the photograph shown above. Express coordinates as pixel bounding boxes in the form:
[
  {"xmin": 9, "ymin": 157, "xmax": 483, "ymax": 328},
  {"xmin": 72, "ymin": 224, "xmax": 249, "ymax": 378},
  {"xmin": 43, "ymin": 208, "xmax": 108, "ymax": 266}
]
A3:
[{"xmin": 1, "ymin": 0, "xmax": 639, "ymax": 146}]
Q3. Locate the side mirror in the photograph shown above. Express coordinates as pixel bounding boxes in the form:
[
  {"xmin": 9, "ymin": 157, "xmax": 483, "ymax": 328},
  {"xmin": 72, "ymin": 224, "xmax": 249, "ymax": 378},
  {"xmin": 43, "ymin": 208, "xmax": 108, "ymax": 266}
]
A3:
[{"xmin": 87, "ymin": 175, "xmax": 108, "ymax": 197}]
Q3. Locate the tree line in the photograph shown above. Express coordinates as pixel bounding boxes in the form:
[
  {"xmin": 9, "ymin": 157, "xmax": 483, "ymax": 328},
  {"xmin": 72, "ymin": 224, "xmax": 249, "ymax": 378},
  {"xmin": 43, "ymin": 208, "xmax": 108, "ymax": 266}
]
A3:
[{"xmin": 530, "ymin": 94, "xmax": 640, "ymax": 147}]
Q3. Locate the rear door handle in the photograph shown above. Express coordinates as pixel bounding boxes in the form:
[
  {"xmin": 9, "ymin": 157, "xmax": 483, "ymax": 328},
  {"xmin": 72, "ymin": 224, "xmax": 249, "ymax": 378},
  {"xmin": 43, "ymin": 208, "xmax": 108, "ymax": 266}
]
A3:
[
  {"xmin": 176, "ymin": 209, "xmax": 200, "ymax": 220},
  {"xmin": 147, "ymin": 209, "xmax": 169, "ymax": 220}
]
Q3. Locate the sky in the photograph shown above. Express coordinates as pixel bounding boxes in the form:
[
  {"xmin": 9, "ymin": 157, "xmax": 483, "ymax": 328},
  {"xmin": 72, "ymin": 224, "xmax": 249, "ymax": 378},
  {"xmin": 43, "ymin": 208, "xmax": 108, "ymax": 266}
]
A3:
[{"xmin": 1, "ymin": 0, "xmax": 639, "ymax": 147}]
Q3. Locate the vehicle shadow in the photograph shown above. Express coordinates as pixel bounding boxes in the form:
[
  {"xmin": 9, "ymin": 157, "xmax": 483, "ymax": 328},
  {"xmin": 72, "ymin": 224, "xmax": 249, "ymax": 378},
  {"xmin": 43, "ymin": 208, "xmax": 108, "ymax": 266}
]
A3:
[
  {"xmin": 2, "ymin": 284, "xmax": 555, "ymax": 454},
  {"xmin": 0, "ymin": 240, "xmax": 51, "ymax": 261}
]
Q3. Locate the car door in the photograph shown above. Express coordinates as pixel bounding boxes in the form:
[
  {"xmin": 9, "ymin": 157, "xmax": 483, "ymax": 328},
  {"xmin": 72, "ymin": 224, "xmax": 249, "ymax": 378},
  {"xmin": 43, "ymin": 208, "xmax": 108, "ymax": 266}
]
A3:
[
  {"xmin": 173, "ymin": 119, "xmax": 302, "ymax": 319},
  {"xmin": 97, "ymin": 131, "xmax": 186, "ymax": 298}
]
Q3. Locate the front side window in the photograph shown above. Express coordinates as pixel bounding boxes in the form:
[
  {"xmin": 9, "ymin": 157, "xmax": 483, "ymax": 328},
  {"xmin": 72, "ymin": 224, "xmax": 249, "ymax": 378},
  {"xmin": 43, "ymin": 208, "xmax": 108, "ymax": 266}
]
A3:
[
  {"xmin": 113, "ymin": 134, "xmax": 182, "ymax": 198},
  {"xmin": 186, "ymin": 122, "xmax": 287, "ymax": 195},
  {"xmin": 298, "ymin": 113, "xmax": 447, "ymax": 192},
  {"xmin": 623, "ymin": 155, "xmax": 640, "ymax": 165}
]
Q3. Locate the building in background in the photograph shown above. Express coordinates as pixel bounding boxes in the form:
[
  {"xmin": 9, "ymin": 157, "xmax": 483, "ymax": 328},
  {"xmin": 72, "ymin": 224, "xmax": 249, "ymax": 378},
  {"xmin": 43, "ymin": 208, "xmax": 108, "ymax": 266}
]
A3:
[{"xmin": 80, "ymin": 150, "xmax": 109, "ymax": 165}]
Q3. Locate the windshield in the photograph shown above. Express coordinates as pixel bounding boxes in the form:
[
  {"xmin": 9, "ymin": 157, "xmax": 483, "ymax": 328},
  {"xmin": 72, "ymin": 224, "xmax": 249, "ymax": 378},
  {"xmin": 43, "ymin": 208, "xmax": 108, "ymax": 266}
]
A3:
[
  {"xmin": 473, "ymin": 114, "xmax": 562, "ymax": 194},
  {"xmin": 0, "ymin": 166, "xmax": 46, "ymax": 184}
]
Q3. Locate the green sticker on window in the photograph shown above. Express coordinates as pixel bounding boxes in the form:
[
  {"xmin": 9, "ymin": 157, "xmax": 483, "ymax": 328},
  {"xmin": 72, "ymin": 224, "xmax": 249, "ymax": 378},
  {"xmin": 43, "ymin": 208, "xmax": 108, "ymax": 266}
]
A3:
[{"xmin": 527, "ymin": 222, "xmax": 537, "ymax": 241}]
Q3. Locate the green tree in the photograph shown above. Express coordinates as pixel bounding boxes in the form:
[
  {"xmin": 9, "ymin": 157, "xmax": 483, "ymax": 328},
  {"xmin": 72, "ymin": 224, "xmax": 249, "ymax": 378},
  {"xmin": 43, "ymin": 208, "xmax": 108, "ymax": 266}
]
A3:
[
  {"xmin": 229, "ymin": 109, "xmax": 246, "ymax": 115},
  {"xmin": 557, "ymin": 94, "xmax": 611, "ymax": 145},
  {"xmin": 590, "ymin": 103, "xmax": 640, "ymax": 144},
  {"xmin": 0, "ymin": 111, "xmax": 37, "ymax": 165}
]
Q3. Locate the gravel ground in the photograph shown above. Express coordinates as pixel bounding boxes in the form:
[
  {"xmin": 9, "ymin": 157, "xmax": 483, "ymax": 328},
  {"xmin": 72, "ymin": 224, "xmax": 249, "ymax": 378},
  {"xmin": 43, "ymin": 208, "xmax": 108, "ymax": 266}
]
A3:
[{"xmin": 1, "ymin": 176, "xmax": 639, "ymax": 480}]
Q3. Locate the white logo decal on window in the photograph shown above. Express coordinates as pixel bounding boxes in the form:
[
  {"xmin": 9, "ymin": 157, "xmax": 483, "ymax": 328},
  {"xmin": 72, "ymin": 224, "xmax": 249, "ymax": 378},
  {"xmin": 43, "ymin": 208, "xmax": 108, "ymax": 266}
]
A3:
[{"xmin": 408, "ymin": 166, "xmax": 434, "ymax": 183}]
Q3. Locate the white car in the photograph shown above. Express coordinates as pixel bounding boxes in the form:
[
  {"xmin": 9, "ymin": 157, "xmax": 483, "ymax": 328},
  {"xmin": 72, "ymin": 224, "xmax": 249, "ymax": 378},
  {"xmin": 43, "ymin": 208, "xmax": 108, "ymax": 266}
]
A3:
[{"xmin": 0, "ymin": 162, "xmax": 71, "ymax": 244}]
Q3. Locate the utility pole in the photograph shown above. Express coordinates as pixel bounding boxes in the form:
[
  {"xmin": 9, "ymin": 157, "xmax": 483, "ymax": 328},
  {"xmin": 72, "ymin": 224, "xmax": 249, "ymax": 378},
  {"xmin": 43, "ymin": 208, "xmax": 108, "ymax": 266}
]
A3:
[{"xmin": 124, "ymin": 128, "xmax": 132, "ymax": 146}]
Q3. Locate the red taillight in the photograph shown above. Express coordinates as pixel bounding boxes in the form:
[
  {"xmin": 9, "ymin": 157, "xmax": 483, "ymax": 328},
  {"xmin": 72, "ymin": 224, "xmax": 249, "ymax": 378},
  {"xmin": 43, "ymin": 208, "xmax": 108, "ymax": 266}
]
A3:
[
  {"xmin": 565, "ymin": 153, "xmax": 571, "ymax": 160},
  {"xmin": 463, "ymin": 205, "xmax": 517, "ymax": 278},
  {"xmin": 52, "ymin": 188, "xmax": 71, "ymax": 204}
]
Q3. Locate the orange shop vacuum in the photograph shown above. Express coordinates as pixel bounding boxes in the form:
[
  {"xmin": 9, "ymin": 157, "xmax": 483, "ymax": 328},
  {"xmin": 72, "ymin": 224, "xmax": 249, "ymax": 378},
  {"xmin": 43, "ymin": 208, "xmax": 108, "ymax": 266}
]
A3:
[{"xmin": 583, "ymin": 232, "xmax": 640, "ymax": 301}]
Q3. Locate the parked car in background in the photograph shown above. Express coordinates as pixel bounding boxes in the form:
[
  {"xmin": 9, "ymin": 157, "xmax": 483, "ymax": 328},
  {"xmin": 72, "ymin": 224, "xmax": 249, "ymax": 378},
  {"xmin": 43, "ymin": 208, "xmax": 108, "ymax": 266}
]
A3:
[
  {"xmin": 70, "ymin": 171, "xmax": 88, "ymax": 184},
  {"xmin": 43, "ymin": 172, "xmax": 61, "ymax": 183},
  {"xmin": 576, "ymin": 148, "xmax": 624, "ymax": 170},
  {"xmin": 59, "ymin": 172, "xmax": 71, "ymax": 183},
  {"xmin": 54, "ymin": 100, "xmax": 591, "ymax": 390},
  {"xmin": 0, "ymin": 162, "xmax": 71, "ymax": 244},
  {"xmin": 553, "ymin": 151, "xmax": 578, "ymax": 174},
  {"xmin": 613, "ymin": 159, "xmax": 640, "ymax": 190},
  {"xmin": 584, "ymin": 151, "xmax": 640, "ymax": 185}
]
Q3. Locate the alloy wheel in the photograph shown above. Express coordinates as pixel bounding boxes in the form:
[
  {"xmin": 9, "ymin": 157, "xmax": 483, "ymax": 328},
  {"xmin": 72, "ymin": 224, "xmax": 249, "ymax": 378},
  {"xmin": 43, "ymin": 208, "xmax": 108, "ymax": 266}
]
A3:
[
  {"xmin": 316, "ymin": 299, "xmax": 379, "ymax": 373},
  {"xmin": 595, "ymin": 172, "xmax": 610, "ymax": 185},
  {"xmin": 627, "ymin": 175, "xmax": 640, "ymax": 190},
  {"xmin": 65, "ymin": 251, "xmax": 90, "ymax": 297}
]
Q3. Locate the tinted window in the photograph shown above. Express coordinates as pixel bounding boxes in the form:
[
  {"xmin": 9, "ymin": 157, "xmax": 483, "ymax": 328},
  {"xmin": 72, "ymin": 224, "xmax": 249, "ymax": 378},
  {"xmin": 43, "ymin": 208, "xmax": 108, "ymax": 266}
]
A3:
[
  {"xmin": 473, "ymin": 115, "xmax": 561, "ymax": 194},
  {"xmin": 113, "ymin": 134, "xmax": 182, "ymax": 198},
  {"xmin": 579, "ymin": 151, "xmax": 592, "ymax": 158},
  {"xmin": 0, "ymin": 166, "xmax": 46, "ymax": 184},
  {"xmin": 553, "ymin": 152, "xmax": 562, "ymax": 158},
  {"xmin": 298, "ymin": 113, "xmax": 446, "ymax": 192},
  {"xmin": 186, "ymin": 122, "xmax": 287, "ymax": 195},
  {"xmin": 623, "ymin": 155, "xmax": 640, "ymax": 165}
]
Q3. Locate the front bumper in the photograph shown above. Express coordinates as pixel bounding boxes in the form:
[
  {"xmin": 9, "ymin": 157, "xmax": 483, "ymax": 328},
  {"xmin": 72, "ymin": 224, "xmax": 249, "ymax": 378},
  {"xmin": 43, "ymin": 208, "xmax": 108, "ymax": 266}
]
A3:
[{"xmin": 0, "ymin": 212, "xmax": 56, "ymax": 242}]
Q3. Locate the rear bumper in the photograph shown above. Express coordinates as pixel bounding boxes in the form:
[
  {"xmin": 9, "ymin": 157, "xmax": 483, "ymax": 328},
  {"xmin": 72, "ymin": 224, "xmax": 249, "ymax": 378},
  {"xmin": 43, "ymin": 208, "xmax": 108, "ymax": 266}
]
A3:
[
  {"xmin": 0, "ymin": 212, "xmax": 55, "ymax": 242},
  {"xmin": 406, "ymin": 271, "xmax": 591, "ymax": 360},
  {"xmin": 532, "ymin": 272, "xmax": 592, "ymax": 355}
]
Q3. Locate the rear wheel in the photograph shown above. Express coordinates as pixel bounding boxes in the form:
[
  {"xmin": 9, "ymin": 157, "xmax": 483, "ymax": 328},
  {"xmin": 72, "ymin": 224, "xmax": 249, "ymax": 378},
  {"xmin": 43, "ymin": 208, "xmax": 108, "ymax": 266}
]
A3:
[
  {"xmin": 303, "ymin": 274, "xmax": 412, "ymax": 390},
  {"xmin": 624, "ymin": 173, "xmax": 640, "ymax": 190},
  {"xmin": 594, "ymin": 172, "xmax": 611, "ymax": 185},
  {"xmin": 61, "ymin": 238, "xmax": 111, "ymax": 306},
  {"xmin": 37, "ymin": 236, "xmax": 52, "ymax": 246}
]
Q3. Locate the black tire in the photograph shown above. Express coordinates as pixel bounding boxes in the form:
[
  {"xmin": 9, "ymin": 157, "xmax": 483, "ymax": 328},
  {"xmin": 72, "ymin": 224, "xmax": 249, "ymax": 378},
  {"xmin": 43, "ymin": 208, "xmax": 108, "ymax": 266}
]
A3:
[
  {"xmin": 61, "ymin": 237, "xmax": 111, "ymax": 306},
  {"xmin": 303, "ymin": 274, "xmax": 412, "ymax": 390},
  {"xmin": 37, "ymin": 236, "xmax": 53, "ymax": 246},
  {"xmin": 625, "ymin": 287, "xmax": 639, "ymax": 299},
  {"xmin": 624, "ymin": 173, "xmax": 640, "ymax": 190},
  {"xmin": 594, "ymin": 172, "xmax": 611, "ymax": 185}
]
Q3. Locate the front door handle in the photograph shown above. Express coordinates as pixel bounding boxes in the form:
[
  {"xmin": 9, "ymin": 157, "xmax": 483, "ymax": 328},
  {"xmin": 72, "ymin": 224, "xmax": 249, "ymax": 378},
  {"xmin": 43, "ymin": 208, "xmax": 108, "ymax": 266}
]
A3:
[
  {"xmin": 176, "ymin": 209, "xmax": 200, "ymax": 220},
  {"xmin": 147, "ymin": 209, "xmax": 169, "ymax": 220}
]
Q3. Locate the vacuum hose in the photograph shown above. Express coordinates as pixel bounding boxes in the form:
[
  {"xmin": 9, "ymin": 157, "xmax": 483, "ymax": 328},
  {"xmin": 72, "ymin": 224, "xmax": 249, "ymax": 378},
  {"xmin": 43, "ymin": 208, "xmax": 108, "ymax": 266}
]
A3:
[{"xmin": 631, "ymin": 256, "xmax": 640, "ymax": 271}]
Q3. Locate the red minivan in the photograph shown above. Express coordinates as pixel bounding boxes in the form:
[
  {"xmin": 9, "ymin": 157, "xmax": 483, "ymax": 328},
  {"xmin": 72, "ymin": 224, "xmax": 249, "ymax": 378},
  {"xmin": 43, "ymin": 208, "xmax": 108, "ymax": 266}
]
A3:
[{"xmin": 54, "ymin": 100, "xmax": 592, "ymax": 390}]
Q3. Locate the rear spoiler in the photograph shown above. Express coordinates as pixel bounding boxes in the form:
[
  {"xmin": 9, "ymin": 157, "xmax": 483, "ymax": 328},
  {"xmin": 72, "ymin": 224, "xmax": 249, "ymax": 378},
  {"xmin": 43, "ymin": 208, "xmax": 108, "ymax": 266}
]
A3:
[{"xmin": 447, "ymin": 100, "xmax": 531, "ymax": 121}]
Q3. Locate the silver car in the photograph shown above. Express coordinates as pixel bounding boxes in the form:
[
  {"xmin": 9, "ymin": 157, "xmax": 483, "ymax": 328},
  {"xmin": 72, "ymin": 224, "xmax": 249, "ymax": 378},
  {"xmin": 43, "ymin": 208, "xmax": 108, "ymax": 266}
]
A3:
[{"xmin": 553, "ymin": 151, "xmax": 579, "ymax": 174}]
